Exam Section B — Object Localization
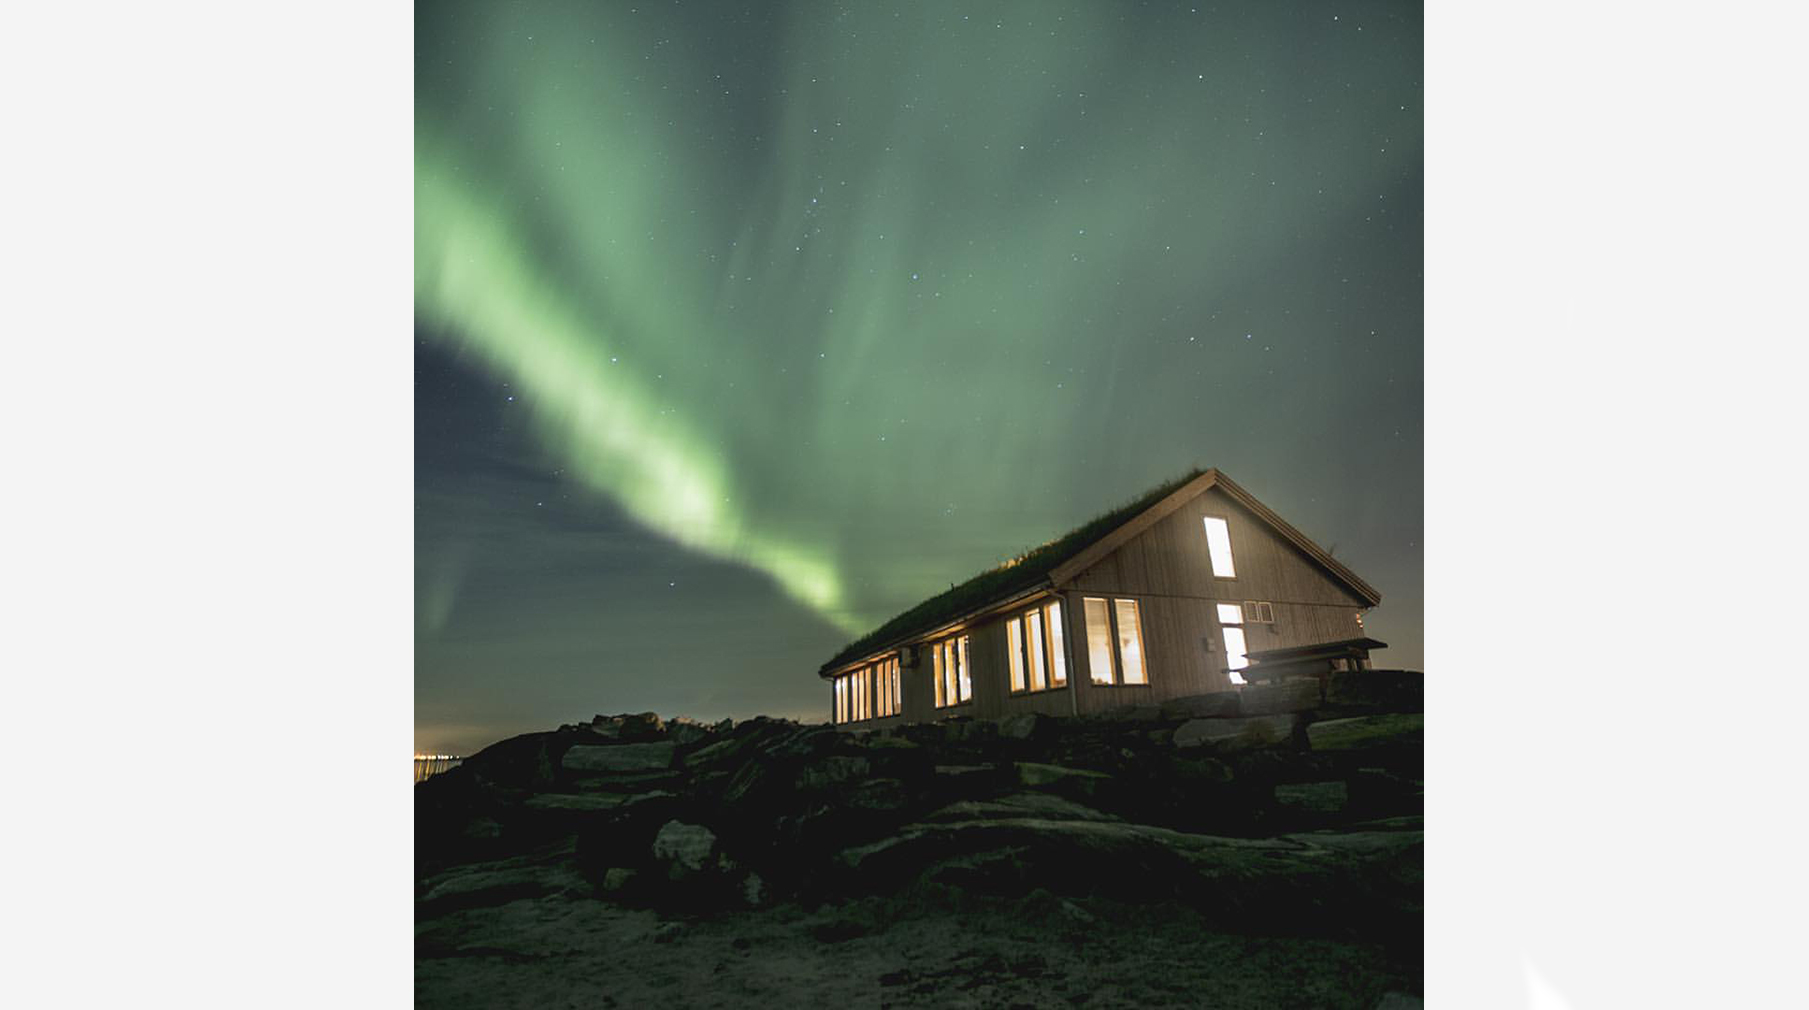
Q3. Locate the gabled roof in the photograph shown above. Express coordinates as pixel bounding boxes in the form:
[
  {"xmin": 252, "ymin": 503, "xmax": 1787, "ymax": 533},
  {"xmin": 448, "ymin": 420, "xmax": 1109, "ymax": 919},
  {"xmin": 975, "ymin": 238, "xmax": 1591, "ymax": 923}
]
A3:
[{"xmin": 818, "ymin": 468, "xmax": 1381, "ymax": 677}]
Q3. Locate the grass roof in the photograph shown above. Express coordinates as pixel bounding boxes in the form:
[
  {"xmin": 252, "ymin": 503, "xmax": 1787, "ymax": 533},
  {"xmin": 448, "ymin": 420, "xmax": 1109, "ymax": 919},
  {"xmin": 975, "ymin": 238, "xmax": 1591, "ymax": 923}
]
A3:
[{"xmin": 820, "ymin": 468, "xmax": 1206, "ymax": 674}]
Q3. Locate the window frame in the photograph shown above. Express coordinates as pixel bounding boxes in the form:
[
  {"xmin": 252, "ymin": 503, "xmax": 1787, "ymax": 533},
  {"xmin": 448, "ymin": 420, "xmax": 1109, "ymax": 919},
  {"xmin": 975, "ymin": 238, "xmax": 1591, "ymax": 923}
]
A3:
[
  {"xmin": 1201, "ymin": 514, "xmax": 1238, "ymax": 579},
  {"xmin": 1241, "ymin": 600, "xmax": 1275, "ymax": 624},
  {"xmin": 1081, "ymin": 594, "xmax": 1150, "ymax": 687},
  {"xmin": 931, "ymin": 633, "xmax": 972, "ymax": 710},
  {"xmin": 1006, "ymin": 599, "xmax": 1070, "ymax": 696},
  {"xmin": 1216, "ymin": 602, "xmax": 1250, "ymax": 685}
]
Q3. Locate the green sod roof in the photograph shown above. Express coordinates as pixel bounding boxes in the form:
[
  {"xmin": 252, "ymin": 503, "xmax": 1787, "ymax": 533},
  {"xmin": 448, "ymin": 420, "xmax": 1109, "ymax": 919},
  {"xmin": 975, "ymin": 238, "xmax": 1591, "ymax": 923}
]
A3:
[{"xmin": 820, "ymin": 468, "xmax": 1205, "ymax": 675}]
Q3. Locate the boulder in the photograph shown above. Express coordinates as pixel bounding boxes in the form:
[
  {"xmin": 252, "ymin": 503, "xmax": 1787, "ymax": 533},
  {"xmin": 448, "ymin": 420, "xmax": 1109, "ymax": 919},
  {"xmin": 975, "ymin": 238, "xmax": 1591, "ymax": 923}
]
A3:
[
  {"xmin": 1306, "ymin": 714, "xmax": 1423, "ymax": 752},
  {"xmin": 1323, "ymin": 670, "xmax": 1424, "ymax": 714},
  {"xmin": 458, "ymin": 731, "xmax": 560, "ymax": 791},
  {"xmin": 522, "ymin": 793, "xmax": 634, "ymax": 813},
  {"xmin": 1094, "ymin": 704, "xmax": 1165, "ymax": 723},
  {"xmin": 1237, "ymin": 679, "xmax": 1323, "ymax": 716},
  {"xmin": 1172, "ymin": 714, "xmax": 1299, "ymax": 752},
  {"xmin": 796, "ymin": 755, "xmax": 872, "ymax": 792},
  {"xmin": 566, "ymin": 769, "xmax": 684, "ymax": 793},
  {"xmin": 1274, "ymin": 780, "xmax": 1350, "ymax": 814},
  {"xmin": 417, "ymin": 860, "xmax": 588, "ymax": 918},
  {"xmin": 1015, "ymin": 762, "xmax": 1113, "ymax": 801},
  {"xmin": 666, "ymin": 717, "xmax": 712, "ymax": 746},
  {"xmin": 619, "ymin": 711, "xmax": 666, "ymax": 740},
  {"xmin": 561, "ymin": 741, "xmax": 677, "ymax": 773},
  {"xmin": 835, "ymin": 817, "xmax": 1423, "ymax": 931},
  {"xmin": 998, "ymin": 712, "xmax": 1046, "ymax": 741},
  {"xmin": 1159, "ymin": 692, "xmax": 1242, "ymax": 721},
  {"xmin": 922, "ymin": 793, "xmax": 1119, "ymax": 823},
  {"xmin": 652, "ymin": 820, "xmax": 720, "ymax": 878},
  {"xmin": 599, "ymin": 867, "xmax": 640, "ymax": 895},
  {"xmin": 740, "ymin": 871, "xmax": 768, "ymax": 907}
]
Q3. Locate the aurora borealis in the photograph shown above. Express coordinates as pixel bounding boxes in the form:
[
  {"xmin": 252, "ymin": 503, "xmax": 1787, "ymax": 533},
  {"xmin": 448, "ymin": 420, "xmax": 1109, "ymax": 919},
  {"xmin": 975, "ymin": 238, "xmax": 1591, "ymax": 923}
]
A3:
[{"xmin": 416, "ymin": 1, "xmax": 1423, "ymax": 754}]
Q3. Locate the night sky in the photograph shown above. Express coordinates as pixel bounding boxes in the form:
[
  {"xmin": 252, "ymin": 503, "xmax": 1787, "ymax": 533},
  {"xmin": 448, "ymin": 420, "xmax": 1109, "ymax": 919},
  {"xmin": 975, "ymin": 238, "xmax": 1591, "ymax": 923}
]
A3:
[{"xmin": 415, "ymin": 0, "xmax": 1423, "ymax": 755}]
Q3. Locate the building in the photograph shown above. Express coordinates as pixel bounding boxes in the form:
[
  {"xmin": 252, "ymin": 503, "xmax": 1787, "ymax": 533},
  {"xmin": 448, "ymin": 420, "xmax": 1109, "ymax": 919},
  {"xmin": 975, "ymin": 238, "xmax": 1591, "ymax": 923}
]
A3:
[{"xmin": 821, "ymin": 468, "xmax": 1384, "ymax": 727}]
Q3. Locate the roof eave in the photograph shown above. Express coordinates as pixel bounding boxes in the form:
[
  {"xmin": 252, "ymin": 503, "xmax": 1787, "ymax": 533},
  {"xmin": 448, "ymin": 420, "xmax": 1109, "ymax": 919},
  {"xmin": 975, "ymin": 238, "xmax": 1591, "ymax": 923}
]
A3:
[{"xmin": 816, "ymin": 579, "xmax": 1056, "ymax": 678}]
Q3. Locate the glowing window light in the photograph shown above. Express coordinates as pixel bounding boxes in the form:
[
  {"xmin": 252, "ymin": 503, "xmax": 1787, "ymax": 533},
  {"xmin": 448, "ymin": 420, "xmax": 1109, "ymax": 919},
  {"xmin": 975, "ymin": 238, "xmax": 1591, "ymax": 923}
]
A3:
[
  {"xmin": 1115, "ymin": 598, "xmax": 1146, "ymax": 684},
  {"xmin": 1202, "ymin": 516, "xmax": 1236, "ymax": 578},
  {"xmin": 1084, "ymin": 597, "xmax": 1115, "ymax": 685},
  {"xmin": 1216, "ymin": 603, "xmax": 1248, "ymax": 685},
  {"xmin": 1027, "ymin": 609, "xmax": 1047, "ymax": 691},
  {"xmin": 957, "ymin": 635, "xmax": 971, "ymax": 702},
  {"xmin": 1007, "ymin": 618, "xmax": 1026, "ymax": 692},
  {"xmin": 932, "ymin": 645, "xmax": 946, "ymax": 708},
  {"xmin": 1046, "ymin": 601, "xmax": 1067, "ymax": 686}
]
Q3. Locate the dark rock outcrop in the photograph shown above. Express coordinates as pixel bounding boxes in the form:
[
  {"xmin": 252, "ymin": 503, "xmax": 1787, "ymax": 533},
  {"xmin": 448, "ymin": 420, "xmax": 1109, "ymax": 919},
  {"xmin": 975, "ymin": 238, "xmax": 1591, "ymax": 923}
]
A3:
[{"xmin": 419, "ymin": 671, "xmax": 1425, "ymax": 941}]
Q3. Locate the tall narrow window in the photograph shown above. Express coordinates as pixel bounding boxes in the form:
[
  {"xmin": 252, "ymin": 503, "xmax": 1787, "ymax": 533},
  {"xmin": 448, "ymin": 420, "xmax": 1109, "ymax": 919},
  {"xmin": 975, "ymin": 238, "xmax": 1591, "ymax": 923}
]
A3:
[
  {"xmin": 1007, "ymin": 618, "xmax": 1026, "ymax": 692},
  {"xmin": 1084, "ymin": 597, "xmax": 1115, "ymax": 685},
  {"xmin": 948, "ymin": 645, "xmax": 960, "ymax": 706},
  {"xmin": 1202, "ymin": 516, "xmax": 1236, "ymax": 578},
  {"xmin": 957, "ymin": 636, "xmax": 971, "ymax": 702},
  {"xmin": 1045, "ymin": 601, "xmax": 1067, "ymax": 686},
  {"xmin": 1216, "ymin": 602, "xmax": 1249, "ymax": 685},
  {"xmin": 835, "ymin": 677, "xmax": 846, "ymax": 724},
  {"xmin": 932, "ymin": 636, "xmax": 969, "ymax": 708},
  {"xmin": 1115, "ymin": 598, "xmax": 1147, "ymax": 684},
  {"xmin": 932, "ymin": 645, "xmax": 945, "ymax": 708},
  {"xmin": 890, "ymin": 658, "xmax": 902, "ymax": 713},
  {"xmin": 1026, "ymin": 611, "xmax": 1047, "ymax": 691}
]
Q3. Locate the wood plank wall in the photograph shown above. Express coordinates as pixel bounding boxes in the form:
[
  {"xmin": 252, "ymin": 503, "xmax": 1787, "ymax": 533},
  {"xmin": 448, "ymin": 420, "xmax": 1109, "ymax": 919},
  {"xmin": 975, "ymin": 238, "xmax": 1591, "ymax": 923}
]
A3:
[
  {"xmin": 833, "ymin": 484, "xmax": 1373, "ymax": 728},
  {"xmin": 1061, "ymin": 485, "xmax": 1368, "ymax": 712}
]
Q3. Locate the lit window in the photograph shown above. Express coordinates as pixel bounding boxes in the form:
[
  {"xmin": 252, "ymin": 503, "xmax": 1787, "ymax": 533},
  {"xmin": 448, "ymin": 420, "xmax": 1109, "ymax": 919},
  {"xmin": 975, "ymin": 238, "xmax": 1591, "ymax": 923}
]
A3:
[
  {"xmin": 1084, "ymin": 596, "xmax": 1150, "ymax": 687},
  {"xmin": 1027, "ymin": 609, "xmax": 1047, "ymax": 691},
  {"xmin": 957, "ymin": 635, "xmax": 971, "ymax": 702},
  {"xmin": 1202, "ymin": 516, "xmax": 1236, "ymax": 578},
  {"xmin": 835, "ymin": 677, "xmax": 846, "ymax": 724},
  {"xmin": 1007, "ymin": 618, "xmax": 1025, "ymax": 692},
  {"xmin": 942, "ymin": 639, "xmax": 955, "ymax": 706},
  {"xmin": 1217, "ymin": 603, "xmax": 1248, "ymax": 685},
  {"xmin": 1007, "ymin": 601, "xmax": 1068, "ymax": 695},
  {"xmin": 1115, "ymin": 599, "xmax": 1146, "ymax": 684},
  {"xmin": 933, "ymin": 635, "xmax": 970, "ymax": 709},
  {"xmin": 1084, "ymin": 597, "xmax": 1115, "ymax": 685},
  {"xmin": 875, "ymin": 659, "xmax": 899, "ymax": 718},
  {"xmin": 932, "ymin": 646, "xmax": 945, "ymax": 708}
]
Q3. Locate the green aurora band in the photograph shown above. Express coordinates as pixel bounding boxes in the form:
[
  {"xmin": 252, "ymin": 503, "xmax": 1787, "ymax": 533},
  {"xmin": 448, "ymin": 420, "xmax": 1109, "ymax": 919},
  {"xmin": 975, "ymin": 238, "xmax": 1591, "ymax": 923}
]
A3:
[{"xmin": 415, "ymin": 1, "xmax": 1421, "ymax": 636}]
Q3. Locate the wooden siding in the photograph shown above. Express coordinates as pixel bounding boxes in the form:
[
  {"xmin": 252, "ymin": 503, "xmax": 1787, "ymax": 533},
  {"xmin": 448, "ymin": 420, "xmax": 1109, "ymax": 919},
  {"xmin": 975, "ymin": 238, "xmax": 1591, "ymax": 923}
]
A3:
[
  {"xmin": 1061, "ymin": 485, "xmax": 1367, "ymax": 712},
  {"xmin": 1064, "ymin": 485, "xmax": 1369, "ymax": 607},
  {"xmin": 834, "ymin": 481, "xmax": 1373, "ymax": 726}
]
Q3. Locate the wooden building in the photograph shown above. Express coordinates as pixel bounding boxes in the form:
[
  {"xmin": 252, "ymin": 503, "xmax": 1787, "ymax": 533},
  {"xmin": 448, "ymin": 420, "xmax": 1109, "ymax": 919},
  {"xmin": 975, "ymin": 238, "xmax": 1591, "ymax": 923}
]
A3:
[{"xmin": 821, "ymin": 469, "xmax": 1383, "ymax": 728}]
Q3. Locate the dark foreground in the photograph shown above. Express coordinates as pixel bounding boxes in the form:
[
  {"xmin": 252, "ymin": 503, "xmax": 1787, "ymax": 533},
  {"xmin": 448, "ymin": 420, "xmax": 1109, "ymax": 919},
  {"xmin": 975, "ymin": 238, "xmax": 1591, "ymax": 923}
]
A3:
[
  {"xmin": 417, "ymin": 673, "xmax": 1423, "ymax": 1007},
  {"xmin": 418, "ymin": 882, "xmax": 1415, "ymax": 1008}
]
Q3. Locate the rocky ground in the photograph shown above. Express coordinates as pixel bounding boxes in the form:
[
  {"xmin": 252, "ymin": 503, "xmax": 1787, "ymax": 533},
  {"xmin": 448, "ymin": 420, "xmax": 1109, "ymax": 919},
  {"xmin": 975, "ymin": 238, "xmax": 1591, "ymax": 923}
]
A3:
[{"xmin": 417, "ymin": 672, "xmax": 1424, "ymax": 1008}]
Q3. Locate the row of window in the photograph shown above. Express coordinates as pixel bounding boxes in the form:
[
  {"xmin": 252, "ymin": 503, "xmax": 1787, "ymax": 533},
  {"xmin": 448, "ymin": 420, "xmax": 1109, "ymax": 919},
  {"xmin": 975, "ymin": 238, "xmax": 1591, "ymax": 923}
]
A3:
[
  {"xmin": 836, "ymin": 591, "xmax": 1279, "ymax": 722},
  {"xmin": 833, "ymin": 657, "xmax": 900, "ymax": 725}
]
